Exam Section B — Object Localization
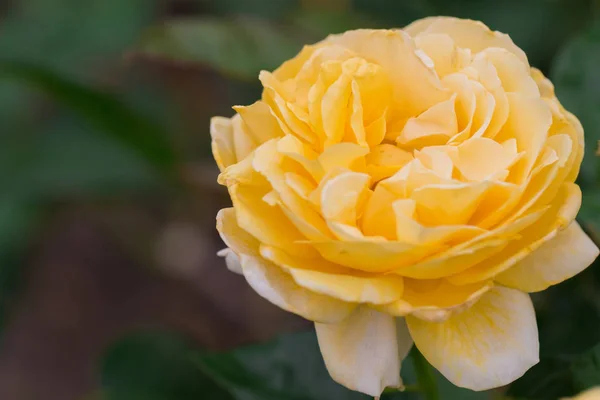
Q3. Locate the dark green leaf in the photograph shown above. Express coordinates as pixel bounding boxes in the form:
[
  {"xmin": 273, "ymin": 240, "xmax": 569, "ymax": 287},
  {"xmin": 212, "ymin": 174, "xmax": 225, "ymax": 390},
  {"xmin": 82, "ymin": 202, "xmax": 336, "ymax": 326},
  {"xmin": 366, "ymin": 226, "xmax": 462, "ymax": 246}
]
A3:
[
  {"xmin": 100, "ymin": 331, "xmax": 234, "ymax": 400},
  {"xmin": 136, "ymin": 17, "xmax": 305, "ymax": 81},
  {"xmin": 290, "ymin": 9, "xmax": 381, "ymax": 38},
  {"xmin": 0, "ymin": 62, "xmax": 176, "ymax": 176},
  {"xmin": 507, "ymin": 357, "xmax": 576, "ymax": 400},
  {"xmin": 0, "ymin": 0, "xmax": 156, "ymax": 78},
  {"xmin": 572, "ymin": 343, "xmax": 600, "ymax": 391},
  {"xmin": 552, "ymin": 19, "xmax": 600, "ymax": 187},
  {"xmin": 19, "ymin": 118, "xmax": 161, "ymax": 197},
  {"xmin": 196, "ymin": 330, "xmax": 368, "ymax": 400}
]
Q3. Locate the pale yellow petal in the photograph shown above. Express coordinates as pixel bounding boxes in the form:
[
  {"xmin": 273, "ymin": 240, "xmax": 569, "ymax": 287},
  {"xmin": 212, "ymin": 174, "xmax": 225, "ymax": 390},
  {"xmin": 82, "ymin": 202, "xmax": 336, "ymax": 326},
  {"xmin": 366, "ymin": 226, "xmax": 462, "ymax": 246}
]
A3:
[
  {"xmin": 311, "ymin": 239, "xmax": 439, "ymax": 273},
  {"xmin": 233, "ymin": 100, "xmax": 284, "ymax": 143},
  {"xmin": 365, "ymin": 144, "xmax": 413, "ymax": 183},
  {"xmin": 261, "ymin": 245, "xmax": 405, "ymax": 304},
  {"xmin": 393, "ymin": 198, "xmax": 485, "ymax": 245},
  {"xmin": 217, "ymin": 248, "xmax": 243, "ymax": 275},
  {"xmin": 229, "ymin": 183, "xmax": 316, "ymax": 258},
  {"xmin": 449, "ymin": 182, "xmax": 581, "ymax": 285},
  {"xmin": 407, "ymin": 286, "xmax": 539, "ymax": 390},
  {"xmin": 411, "ymin": 182, "xmax": 491, "ymax": 226},
  {"xmin": 496, "ymin": 222, "xmax": 599, "ymax": 292},
  {"xmin": 405, "ymin": 17, "xmax": 528, "ymax": 66},
  {"xmin": 210, "ymin": 116, "xmax": 237, "ymax": 171},
  {"xmin": 216, "ymin": 207, "xmax": 259, "ymax": 256},
  {"xmin": 477, "ymin": 48, "xmax": 538, "ymax": 97},
  {"xmin": 326, "ymin": 29, "xmax": 449, "ymax": 119},
  {"xmin": 454, "ymin": 137, "xmax": 521, "ymax": 181},
  {"xmin": 320, "ymin": 171, "xmax": 371, "ymax": 226},
  {"xmin": 240, "ymin": 254, "xmax": 355, "ymax": 323},
  {"xmin": 360, "ymin": 183, "xmax": 398, "ymax": 240},
  {"xmin": 378, "ymin": 278, "xmax": 492, "ymax": 322},
  {"xmin": 315, "ymin": 308, "xmax": 411, "ymax": 396},
  {"xmin": 397, "ymin": 94, "xmax": 458, "ymax": 147},
  {"xmin": 498, "ymin": 93, "xmax": 552, "ymax": 183},
  {"xmin": 396, "ymin": 205, "xmax": 548, "ymax": 279},
  {"xmin": 415, "ymin": 33, "xmax": 471, "ymax": 77}
]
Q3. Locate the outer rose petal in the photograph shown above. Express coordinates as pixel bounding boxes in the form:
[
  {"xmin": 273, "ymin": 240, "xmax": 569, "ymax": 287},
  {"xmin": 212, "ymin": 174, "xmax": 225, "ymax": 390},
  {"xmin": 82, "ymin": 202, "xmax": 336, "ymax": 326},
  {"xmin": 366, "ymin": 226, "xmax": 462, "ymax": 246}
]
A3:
[
  {"xmin": 407, "ymin": 286, "xmax": 539, "ymax": 391},
  {"xmin": 495, "ymin": 222, "xmax": 599, "ymax": 292},
  {"xmin": 210, "ymin": 117, "xmax": 237, "ymax": 171},
  {"xmin": 217, "ymin": 248, "xmax": 243, "ymax": 275},
  {"xmin": 315, "ymin": 308, "xmax": 412, "ymax": 397},
  {"xmin": 240, "ymin": 254, "xmax": 355, "ymax": 323},
  {"xmin": 404, "ymin": 17, "xmax": 528, "ymax": 65},
  {"xmin": 260, "ymin": 245, "xmax": 406, "ymax": 304},
  {"xmin": 216, "ymin": 208, "xmax": 260, "ymax": 256}
]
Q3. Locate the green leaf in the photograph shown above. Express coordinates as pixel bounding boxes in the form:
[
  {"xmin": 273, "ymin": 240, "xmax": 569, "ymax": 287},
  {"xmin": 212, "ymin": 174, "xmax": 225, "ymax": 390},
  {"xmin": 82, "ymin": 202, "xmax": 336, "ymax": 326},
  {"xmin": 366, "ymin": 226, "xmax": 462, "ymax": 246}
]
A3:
[
  {"xmin": 572, "ymin": 342, "xmax": 600, "ymax": 391},
  {"xmin": 136, "ymin": 17, "xmax": 305, "ymax": 81},
  {"xmin": 102, "ymin": 329, "xmax": 499, "ymax": 400},
  {"xmin": 17, "ymin": 118, "xmax": 161, "ymax": 197},
  {"xmin": 100, "ymin": 331, "xmax": 234, "ymax": 400},
  {"xmin": 196, "ymin": 331, "xmax": 368, "ymax": 400},
  {"xmin": 0, "ymin": 62, "xmax": 176, "ymax": 176},
  {"xmin": 0, "ymin": 0, "xmax": 156, "ymax": 78},
  {"xmin": 507, "ymin": 357, "xmax": 576, "ymax": 399},
  {"xmin": 289, "ymin": 9, "xmax": 381, "ymax": 38},
  {"xmin": 552, "ymin": 19, "xmax": 600, "ymax": 187}
]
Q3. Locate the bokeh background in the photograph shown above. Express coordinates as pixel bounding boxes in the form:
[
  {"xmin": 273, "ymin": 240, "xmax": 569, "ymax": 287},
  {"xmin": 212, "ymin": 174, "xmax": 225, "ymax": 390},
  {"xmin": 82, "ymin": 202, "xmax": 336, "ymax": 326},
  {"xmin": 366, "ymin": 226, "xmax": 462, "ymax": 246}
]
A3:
[{"xmin": 1, "ymin": 0, "xmax": 600, "ymax": 399}]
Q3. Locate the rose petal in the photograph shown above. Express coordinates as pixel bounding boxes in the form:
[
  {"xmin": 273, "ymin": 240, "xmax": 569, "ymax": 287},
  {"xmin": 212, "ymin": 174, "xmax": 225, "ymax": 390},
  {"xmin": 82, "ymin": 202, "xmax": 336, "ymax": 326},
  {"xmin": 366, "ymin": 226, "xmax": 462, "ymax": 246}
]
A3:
[
  {"xmin": 326, "ymin": 29, "xmax": 449, "ymax": 118},
  {"xmin": 240, "ymin": 254, "xmax": 355, "ymax": 323},
  {"xmin": 210, "ymin": 116, "xmax": 237, "ymax": 171},
  {"xmin": 495, "ymin": 222, "xmax": 599, "ymax": 292},
  {"xmin": 315, "ymin": 308, "xmax": 412, "ymax": 396},
  {"xmin": 405, "ymin": 17, "xmax": 528, "ymax": 66},
  {"xmin": 260, "ymin": 245, "xmax": 405, "ymax": 304},
  {"xmin": 407, "ymin": 286, "xmax": 539, "ymax": 390}
]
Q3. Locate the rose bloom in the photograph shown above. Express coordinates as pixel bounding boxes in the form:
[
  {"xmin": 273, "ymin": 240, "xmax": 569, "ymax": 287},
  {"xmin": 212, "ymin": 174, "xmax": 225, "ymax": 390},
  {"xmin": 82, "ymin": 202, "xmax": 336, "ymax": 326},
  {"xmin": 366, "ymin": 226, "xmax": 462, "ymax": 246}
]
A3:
[{"xmin": 212, "ymin": 17, "xmax": 599, "ymax": 396}]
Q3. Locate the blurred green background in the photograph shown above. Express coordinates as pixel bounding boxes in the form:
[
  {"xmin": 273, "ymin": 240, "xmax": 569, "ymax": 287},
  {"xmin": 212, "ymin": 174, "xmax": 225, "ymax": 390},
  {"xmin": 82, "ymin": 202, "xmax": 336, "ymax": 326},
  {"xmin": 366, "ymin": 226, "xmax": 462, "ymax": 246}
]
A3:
[{"xmin": 1, "ymin": 0, "xmax": 600, "ymax": 399}]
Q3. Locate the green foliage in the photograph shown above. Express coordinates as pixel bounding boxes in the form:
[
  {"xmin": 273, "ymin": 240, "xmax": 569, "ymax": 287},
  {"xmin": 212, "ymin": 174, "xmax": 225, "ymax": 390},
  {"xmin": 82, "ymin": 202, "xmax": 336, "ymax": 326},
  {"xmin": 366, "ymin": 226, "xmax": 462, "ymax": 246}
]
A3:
[
  {"xmin": 101, "ymin": 331, "xmax": 233, "ymax": 400},
  {"xmin": 0, "ymin": 62, "xmax": 175, "ymax": 176},
  {"xmin": 100, "ymin": 329, "xmax": 497, "ymax": 400},
  {"xmin": 572, "ymin": 342, "xmax": 600, "ymax": 391},
  {"xmin": 508, "ymin": 342, "xmax": 600, "ymax": 399},
  {"xmin": 552, "ymin": 19, "xmax": 600, "ymax": 188},
  {"xmin": 137, "ymin": 17, "xmax": 306, "ymax": 81},
  {"xmin": 100, "ymin": 330, "xmax": 368, "ymax": 400}
]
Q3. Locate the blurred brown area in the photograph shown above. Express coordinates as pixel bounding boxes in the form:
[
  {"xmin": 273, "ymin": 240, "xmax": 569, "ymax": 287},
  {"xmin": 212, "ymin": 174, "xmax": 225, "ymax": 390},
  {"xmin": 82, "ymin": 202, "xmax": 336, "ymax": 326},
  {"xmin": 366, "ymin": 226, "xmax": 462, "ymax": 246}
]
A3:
[
  {"xmin": 0, "ymin": 196, "xmax": 308, "ymax": 400},
  {"xmin": 0, "ymin": 2, "xmax": 309, "ymax": 399}
]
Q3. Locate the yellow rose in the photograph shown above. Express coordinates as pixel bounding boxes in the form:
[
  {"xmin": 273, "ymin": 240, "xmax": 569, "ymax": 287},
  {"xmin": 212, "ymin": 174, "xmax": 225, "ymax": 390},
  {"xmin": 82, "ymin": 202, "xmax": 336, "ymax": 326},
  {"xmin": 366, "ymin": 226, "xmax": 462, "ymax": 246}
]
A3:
[
  {"xmin": 212, "ymin": 16, "xmax": 599, "ymax": 396},
  {"xmin": 565, "ymin": 388, "xmax": 600, "ymax": 400}
]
